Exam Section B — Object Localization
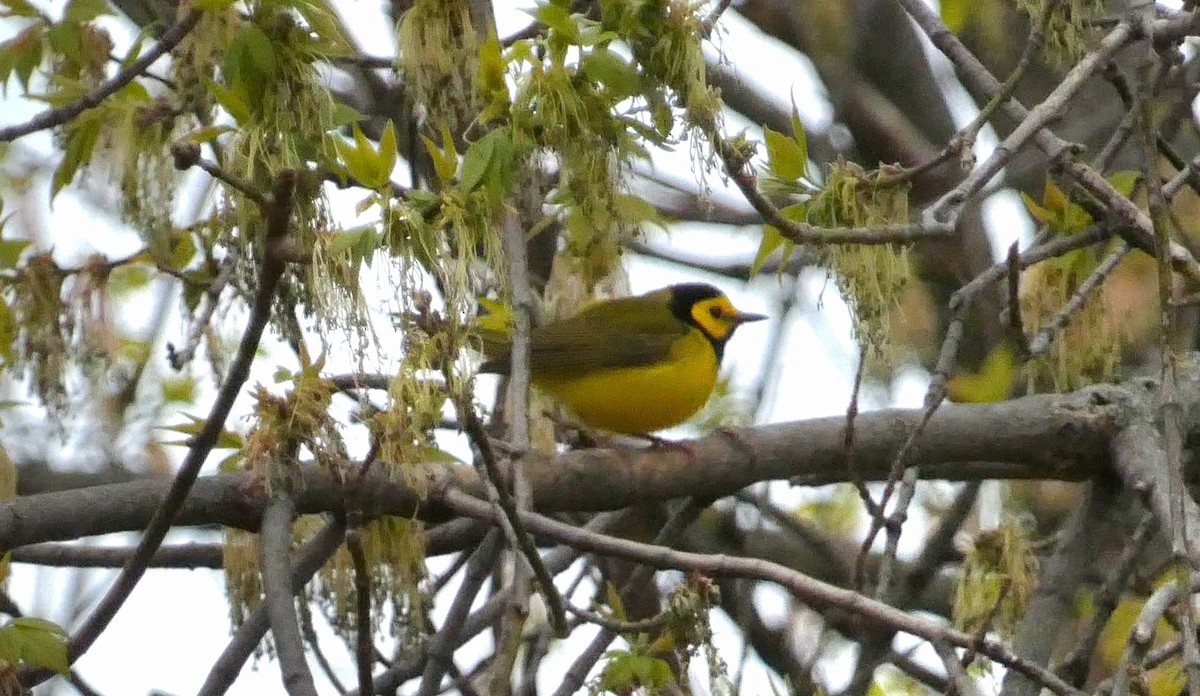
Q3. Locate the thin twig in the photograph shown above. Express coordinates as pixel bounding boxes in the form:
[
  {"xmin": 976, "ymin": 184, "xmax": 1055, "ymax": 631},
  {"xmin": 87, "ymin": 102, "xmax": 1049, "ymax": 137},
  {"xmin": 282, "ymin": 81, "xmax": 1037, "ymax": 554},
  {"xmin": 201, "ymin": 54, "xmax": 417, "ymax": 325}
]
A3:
[
  {"xmin": 0, "ymin": 11, "xmax": 203, "ymax": 143},
  {"xmin": 36, "ymin": 169, "xmax": 299, "ymax": 685},
  {"xmin": 493, "ymin": 212, "xmax": 539, "ymax": 688},
  {"xmin": 260, "ymin": 496, "xmax": 318, "ymax": 696},
  {"xmin": 11, "ymin": 542, "xmax": 224, "ymax": 568},
  {"xmin": 1026, "ymin": 242, "xmax": 1131, "ymax": 358},
  {"xmin": 442, "ymin": 488, "xmax": 1083, "ymax": 696},
  {"xmin": 934, "ymin": 640, "xmax": 983, "ymax": 696},
  {"xmin": 699, "ymin": 0, "xmax": 735, "ymax": 38},
  {"xmin": 345, "ymin": 528, "xmax": 375, "ymax": 696},
  {"xmin": 550, "ymin": 497, "xmax": 713, "ymax": 696},
  {"xmin": 1006, "ymin": 242, "xmax": 1029, "ymax": 356},
  {"xmin": 299, "ymin": 602, "xmax": 348, "ymax": 695},
  {"xmin": 564, "ymin": 604, "xmax": 671, "ymax": 634},
  {"xmin": 167, "ymin": 262, "xmax": 234, "ymax": 371},
  {"xmin": 416, "ymin": 531, "xmax": 502, "ymax": 696},
  {"xmin": 171, "ymin": 143, "xmax": 270, "ymax": 208},
  {"xmin": 197, "ymin": 518, "xmax": 347, "ymax": 696},
  {"xmin": 455, "ymin": 400, "xmax": 567, "ymax": 636},
  {"xmin": 711, "ymin": 136, "xmax": 956, "ymax": 243}
]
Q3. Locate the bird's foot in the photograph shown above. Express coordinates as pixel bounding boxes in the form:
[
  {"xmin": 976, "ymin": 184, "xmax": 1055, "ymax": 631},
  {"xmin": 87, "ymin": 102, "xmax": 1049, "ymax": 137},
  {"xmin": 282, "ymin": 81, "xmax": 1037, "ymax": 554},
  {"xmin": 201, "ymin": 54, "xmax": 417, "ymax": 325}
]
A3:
[
  {"xmin": 636, "ymin": 433, "xmax": 698, "ymax": 464},
  {"xmin": 714, "ymin": 426, "xmax": 757, "ymax": 468}
]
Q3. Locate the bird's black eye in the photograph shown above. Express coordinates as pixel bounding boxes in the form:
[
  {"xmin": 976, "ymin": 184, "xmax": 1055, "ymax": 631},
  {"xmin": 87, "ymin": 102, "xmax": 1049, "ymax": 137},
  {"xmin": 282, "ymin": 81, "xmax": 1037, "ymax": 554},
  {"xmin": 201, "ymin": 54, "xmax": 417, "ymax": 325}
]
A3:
[{"xmin": 709, "ymin": 305, "xmax": 722, "ymax": 319}]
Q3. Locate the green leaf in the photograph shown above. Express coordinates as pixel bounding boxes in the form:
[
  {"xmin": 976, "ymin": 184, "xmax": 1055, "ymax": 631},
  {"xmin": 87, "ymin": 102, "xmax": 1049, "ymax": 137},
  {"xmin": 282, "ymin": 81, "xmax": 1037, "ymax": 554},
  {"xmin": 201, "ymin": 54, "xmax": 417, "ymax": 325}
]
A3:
[
  {"xmin": 0, "ymin": 626, "xmax": 19, "ymax": 664},
  {"xmin": 237, "ymin": 22, "xmax": 276, "ymax": 79},
  {"xmin": 11, "ymin": 618, "xmax": 66, "ymax": 637},
  {"xmin": 420, "ymin": 123, "xmax": 459, "ymax": 185},
  {"xmin": 0, "ymin": 0, "xmax": 42, "ymax": 18},
  {"xmin": 0, "ymin": 239, "xmax": 29, "ymax": 269},
  {"xmin": 329, "ymin": 101, "xmax": 366, "ymax": 128},
  {"xmin": 11, "ymin": 618, "xmax": 68, "ymax": 675},
  {"xmin": 194, "ymin": 0, "xmax": 237, "ymax": 9},
  {"xmin": 648, "ymin": 658, "xmax": 673, "ymax": 687},
  {"xmin": 752, "ymin": 224, "xmax": 784, "ymax": 276},
  {"xmin": 789, "ymin": 105, "xmax": 808, "ymax": 178},
  {"xmin": 1106, "ymin": 170, "xmax": 1141, "ymax": 198},
  {"xmin": 460, "ymin": 132, "xmax": 497, "ymax": 194},
  {"xmin": 108, "ymin": 263, "xmax": 153, "ymax": 294},
  {"xmin": 289, "ymin": 0, "xmax": 353, "ymax": 57},
  {"xmin": 0, "ymin": 298, "xmax": 15, "ymax": 366},
  {"xmin": 581, "ymin": 47, "xmax": 639, "ymax": 99},
  {"xmin": 328, "ymin": 225, "xmax": 375, "ymax": 261},
  {"xmin": 63, "ymin": 0, "xmax": 110, "ymax": 25},
  {"xmin": 764, "ymin": 127, "xmax": 805, "ymax": 181},
  {"xmin": 335, "ymin": 124, "xmax": 383, "ymax": 188},
  {"xmin": 377, "ymin": 120, "xmax": 397, "ymax": 185},
  {"xmin": 604, "ymin": 581, "xmax": 628, "ymax": 621},
  {"xmin": 613, "ymin": 193, "xmax": 659, "ymax": 227},
  {"xmin": 52, "ymin": 115, "xmax": 101, "ymax": 197},
  {"xmin": 210, "ymin": 81, "xmax": 251, "ymax": 124},
  {"xmin": 0, "ymin": 25, "xmax": 45, "ymax": 94},
  {"xmin": 334, "ymin": 124, "xmax": 390, "ymax": 188},
  {"xmin": 119, "ymin": 24, "xmax": 153, "ymax": 69},
  {"xmin": 180, "ymin": 124, "xmax": 235, "ymax": 145},
  {"xmin": 160, "ymin": 376, "xmax": 196, "ymax": 403},
  {"xmin": 533, "ymin": 3, "xmax": 579, "ymax": 43}
]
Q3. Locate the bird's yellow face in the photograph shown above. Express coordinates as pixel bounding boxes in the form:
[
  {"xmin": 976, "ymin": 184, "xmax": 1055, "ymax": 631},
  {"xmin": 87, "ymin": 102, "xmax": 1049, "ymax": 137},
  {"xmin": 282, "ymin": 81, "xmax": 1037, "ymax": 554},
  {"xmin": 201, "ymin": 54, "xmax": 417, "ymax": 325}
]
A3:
[{"xmin": 687, "ymin": 294, "xmax": 767, "ymax": 342}]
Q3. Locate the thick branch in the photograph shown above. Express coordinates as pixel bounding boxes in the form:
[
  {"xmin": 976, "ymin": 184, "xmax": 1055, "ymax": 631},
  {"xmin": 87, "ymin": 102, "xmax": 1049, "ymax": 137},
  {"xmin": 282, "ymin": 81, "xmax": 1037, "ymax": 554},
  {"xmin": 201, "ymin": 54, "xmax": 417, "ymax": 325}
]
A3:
[{"xmin": 0, "ymin": 381, "xmax": 1162, "ymax": 553}]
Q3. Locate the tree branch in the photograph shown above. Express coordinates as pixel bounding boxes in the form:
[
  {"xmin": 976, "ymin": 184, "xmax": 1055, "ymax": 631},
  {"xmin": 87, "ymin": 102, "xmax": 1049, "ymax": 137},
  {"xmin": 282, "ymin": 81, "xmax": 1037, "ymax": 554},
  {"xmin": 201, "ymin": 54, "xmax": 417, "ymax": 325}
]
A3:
[
  {"xmin": 260, "ymin": 497, "xmax": 318, "ymax": 696},
  {"xmin": 34, "ymin": 169, "xmax": 298, "ymax": 684},
  {"xmin": 441, "ymin": 489, "xmax": 1083, "ymax": 696},
  {"xmin": 0, "ymin": 11, "xmax": 203, "ymax": 143},
  {"xmin": 197, "ymin": 517, "xmax": 346, "ymax": 696}
]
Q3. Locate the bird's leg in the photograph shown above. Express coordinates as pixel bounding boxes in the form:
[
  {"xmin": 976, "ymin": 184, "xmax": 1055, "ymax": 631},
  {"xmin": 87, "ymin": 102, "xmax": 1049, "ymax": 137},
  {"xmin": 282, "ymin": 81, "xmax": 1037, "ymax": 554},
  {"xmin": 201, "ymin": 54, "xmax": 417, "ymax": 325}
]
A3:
[{"xmin": 634, "ymin": 433, "xmax": 698, "ymax": 464}]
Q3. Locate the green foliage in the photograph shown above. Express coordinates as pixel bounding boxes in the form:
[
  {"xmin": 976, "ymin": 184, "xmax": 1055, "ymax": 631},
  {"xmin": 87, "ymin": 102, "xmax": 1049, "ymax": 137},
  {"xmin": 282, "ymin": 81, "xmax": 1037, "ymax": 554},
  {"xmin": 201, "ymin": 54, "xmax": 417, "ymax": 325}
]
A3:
[
  {"xmin": 334, "ymin": 122, "xmax": 398, "ymax": 190},
  {"xmin": 396, "ymin": 0, "xmax": 482, "ymax": 133},
  {"xmin": 0, "ymin": 617, "xmax": 69, "ymax": 676},
  {"xmin": 954, "ymin": 518, "xmax": 1039, "ymax": 641},
  {"xmin": 592, "ymin": 575, "xmax": 730, "ymax": 695},
  {"xmin": 316, "ymin": 515, "xmax": 428, "ymax": 651},
  {"xmin": 596, "ymin": 644, "xmax": 674, "ymax": 695},
  {"xmin": 1019, "ymin": 177, "xmax": 1129, "ymax": 392},
  {"xmin": 752, "ymin": 109, "xmax": 813, "ymax": 276},
  {"xmin": 808, "ymin": 161, "xmax": 913, "ymax": 359},
  {"xmin": 1017, "ymin": 0, "xmax": 1102, "ymax": 64}
]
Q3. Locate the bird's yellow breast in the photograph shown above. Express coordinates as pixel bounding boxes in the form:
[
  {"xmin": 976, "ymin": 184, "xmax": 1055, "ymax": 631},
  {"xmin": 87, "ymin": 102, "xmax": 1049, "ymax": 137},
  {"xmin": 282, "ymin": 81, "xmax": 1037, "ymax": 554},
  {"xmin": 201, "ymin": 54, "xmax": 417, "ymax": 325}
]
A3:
[{"xmin": 531, "ymin": 329, "xmax": 718, "ymax": 435}]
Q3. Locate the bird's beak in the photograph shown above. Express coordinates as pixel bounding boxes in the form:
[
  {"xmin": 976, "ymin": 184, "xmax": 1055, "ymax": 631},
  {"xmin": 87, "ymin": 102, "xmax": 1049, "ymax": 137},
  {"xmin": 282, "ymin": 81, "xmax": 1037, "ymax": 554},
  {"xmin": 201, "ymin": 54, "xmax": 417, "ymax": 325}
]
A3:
[{"xmin": 731, "ymin": 310, "xmax": 768, "ymax": 325}]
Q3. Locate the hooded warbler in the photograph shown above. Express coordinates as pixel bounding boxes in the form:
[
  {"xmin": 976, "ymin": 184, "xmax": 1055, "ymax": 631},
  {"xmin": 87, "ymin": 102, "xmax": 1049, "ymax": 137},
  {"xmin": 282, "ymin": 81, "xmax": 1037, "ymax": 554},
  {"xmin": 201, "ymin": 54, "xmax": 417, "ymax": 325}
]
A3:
[{"xmin": 480, "ymin": 283, "xmax": 766, "ymax": 435}]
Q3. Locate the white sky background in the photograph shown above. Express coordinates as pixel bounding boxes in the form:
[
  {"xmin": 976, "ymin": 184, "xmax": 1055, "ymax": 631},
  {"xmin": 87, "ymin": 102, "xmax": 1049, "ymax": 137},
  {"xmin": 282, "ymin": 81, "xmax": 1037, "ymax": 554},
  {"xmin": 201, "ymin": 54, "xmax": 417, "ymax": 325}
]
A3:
[{"xmin": 0, "ymin": 0, "xmax": 1189, "ymax": 694}]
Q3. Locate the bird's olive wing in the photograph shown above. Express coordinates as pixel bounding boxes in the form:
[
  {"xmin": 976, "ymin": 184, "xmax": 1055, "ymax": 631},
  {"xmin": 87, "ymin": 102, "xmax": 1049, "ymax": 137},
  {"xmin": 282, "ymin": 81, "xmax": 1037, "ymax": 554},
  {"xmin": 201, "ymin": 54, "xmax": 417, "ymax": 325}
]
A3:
[{"xmin": 481, "ymin": 306, "xmax": 685, "ymax": 375}]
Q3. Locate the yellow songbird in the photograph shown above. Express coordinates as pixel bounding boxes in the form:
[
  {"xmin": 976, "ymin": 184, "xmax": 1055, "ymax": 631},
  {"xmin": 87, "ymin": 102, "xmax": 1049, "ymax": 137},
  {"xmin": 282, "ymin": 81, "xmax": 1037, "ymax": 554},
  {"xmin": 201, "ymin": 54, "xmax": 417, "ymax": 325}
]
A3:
[{"xmin": 479, "ymin": 283, "xmax": 766, "ymax": 435}]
